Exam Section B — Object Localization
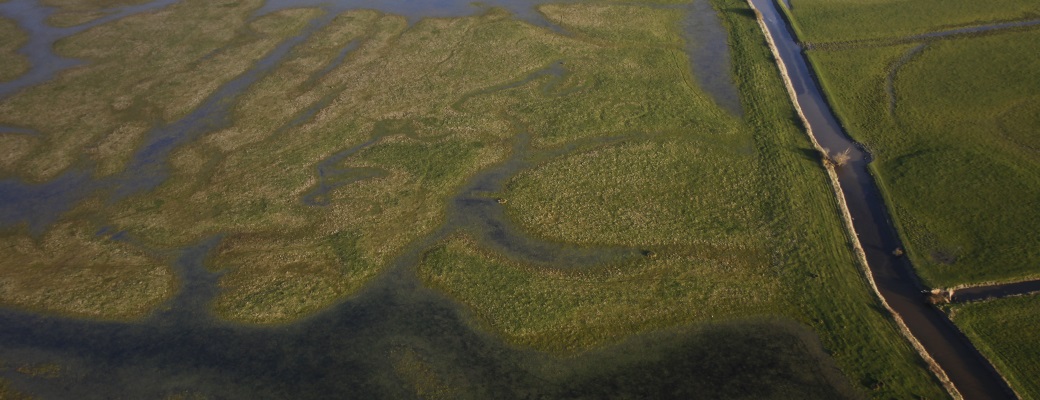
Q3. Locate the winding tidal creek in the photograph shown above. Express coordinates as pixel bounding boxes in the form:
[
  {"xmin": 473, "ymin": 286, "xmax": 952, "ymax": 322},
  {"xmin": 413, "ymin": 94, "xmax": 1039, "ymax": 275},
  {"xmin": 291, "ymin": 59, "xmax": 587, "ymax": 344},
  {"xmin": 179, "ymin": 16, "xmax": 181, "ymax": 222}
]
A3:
[
  {"xmin": 0, "ymin": 1, "xmax": 854, "ymax": 399},
  {"xmin": 746, "ymin": 0, "xmax": 1017, "ymax": 398}
]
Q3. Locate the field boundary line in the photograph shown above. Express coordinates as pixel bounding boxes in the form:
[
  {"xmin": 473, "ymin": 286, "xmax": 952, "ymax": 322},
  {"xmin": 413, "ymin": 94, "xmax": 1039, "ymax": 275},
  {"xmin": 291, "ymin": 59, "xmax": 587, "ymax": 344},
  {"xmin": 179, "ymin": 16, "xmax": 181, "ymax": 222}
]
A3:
[{"xmin": 745, "ymin": 2, "xmax": 961, "ymax": 398}]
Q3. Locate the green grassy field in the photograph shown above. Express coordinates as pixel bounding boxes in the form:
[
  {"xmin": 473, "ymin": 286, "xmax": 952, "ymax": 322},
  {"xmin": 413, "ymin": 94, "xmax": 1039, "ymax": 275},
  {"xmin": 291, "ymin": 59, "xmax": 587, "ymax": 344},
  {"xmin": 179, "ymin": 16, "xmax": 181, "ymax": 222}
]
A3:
[
  {"xmin": 786, "ymin": 3, "xmax": 1040, "ymax": 397},
  {"xmin": 800, "ymin": 17, "xmax": 1040, "ymax": 288},
  {"xmin": 788, "ymin": 0, "xmax": 1040, "ymax": 43},
  {"xmin": 422, "ymin": 0, "xmax": 947, "ymax": 397},
  {"xmin": 0, "ymin": 0, "xmax": 952, "ymax": 397},
  {"xmin": 0, "ymin": 16, "xmax": 28, "ymax": 82},
  {"xmin": 946, "ymin": 294, "xmax": 1040, "ymax": 399}
]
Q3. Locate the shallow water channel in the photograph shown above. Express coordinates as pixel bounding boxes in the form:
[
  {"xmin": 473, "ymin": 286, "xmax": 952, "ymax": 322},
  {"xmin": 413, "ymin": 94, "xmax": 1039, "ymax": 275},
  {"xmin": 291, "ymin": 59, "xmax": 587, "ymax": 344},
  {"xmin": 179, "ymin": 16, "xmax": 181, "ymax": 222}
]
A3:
[
  {"xmin": 747, "ymin": 0, "xmax": 1017, "ymax": 398},
  {"xmin": 0, "ymin": 0, "xmax": 844, "ymax": 398}
]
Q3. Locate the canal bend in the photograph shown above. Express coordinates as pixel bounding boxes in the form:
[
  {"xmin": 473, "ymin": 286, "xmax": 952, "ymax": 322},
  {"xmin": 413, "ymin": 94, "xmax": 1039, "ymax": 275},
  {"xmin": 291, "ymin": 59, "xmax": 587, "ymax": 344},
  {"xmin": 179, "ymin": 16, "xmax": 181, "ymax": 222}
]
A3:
[{"xmin": 746, "ymin": 0, "xmax": 1017, "ymax": 398}]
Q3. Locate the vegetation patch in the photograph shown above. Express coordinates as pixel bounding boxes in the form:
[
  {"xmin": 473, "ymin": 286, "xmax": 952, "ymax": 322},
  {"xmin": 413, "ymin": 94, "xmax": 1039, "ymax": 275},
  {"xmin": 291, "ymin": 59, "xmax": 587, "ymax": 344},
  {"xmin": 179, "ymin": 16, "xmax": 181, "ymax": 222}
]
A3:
[
  {"xmin": 0, "ymin": 220, "xmax": 174, "ymax": 319},
  {"xmin": 946, "ymin": 294, "xmax": 1040, "ymax": 399},
  {"xmin": 0, "ymin": 17, "xmax": 28, "ymax": 82},
  {"xmin": 806, "ymin": 28, "xmax": 1040, "ymax": 287},
  {"xmin": 788, "ymin": 0, "xmax": 1040, "ymax": 43},
  {"xmin": 0, "ymin": 0, "xmax": 318, "ymax": 181},
  {"xmin": 421, "ymin": 236, "xmax": 779, "ymax": 352},
  {"xmin": 41, "ymin": 0, "xmax": 154, "ymax": 27},
  {"xmin": 0, "ymin": 0, "xmax": 956, "ymax": 397}
]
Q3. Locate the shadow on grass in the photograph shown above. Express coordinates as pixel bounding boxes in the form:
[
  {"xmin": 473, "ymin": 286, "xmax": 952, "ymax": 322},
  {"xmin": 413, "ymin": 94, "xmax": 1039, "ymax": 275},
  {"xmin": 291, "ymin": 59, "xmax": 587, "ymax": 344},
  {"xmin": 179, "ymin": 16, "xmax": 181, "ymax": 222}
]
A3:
[{"xmin": 724, "ymin": 7, "xmax": 758, "ymax": 20}]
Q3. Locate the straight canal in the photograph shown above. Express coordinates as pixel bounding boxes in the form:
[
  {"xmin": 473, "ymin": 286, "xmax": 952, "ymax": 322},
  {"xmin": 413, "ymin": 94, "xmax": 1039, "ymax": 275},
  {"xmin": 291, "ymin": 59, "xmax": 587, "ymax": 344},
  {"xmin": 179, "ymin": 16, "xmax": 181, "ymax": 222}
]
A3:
[{"xmin": 746, "ymin": 0, "xmax": 1018, "ymax": 398}]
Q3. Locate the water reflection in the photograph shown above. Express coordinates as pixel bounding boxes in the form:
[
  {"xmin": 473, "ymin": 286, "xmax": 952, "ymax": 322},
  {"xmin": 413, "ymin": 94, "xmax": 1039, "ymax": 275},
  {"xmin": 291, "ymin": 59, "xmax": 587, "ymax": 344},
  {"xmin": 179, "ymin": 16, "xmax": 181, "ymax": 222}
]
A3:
[{"xmin": 683, "ymin": 0, "xmax": 743, "ymax": 116}]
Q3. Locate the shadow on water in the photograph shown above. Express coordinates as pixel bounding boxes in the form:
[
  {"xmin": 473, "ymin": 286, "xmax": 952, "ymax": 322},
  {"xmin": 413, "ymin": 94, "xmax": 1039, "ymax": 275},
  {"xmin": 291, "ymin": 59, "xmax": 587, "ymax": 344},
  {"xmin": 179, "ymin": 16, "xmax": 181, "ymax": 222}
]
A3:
[
  {"xmin": 0, "ymin": 117, "xmax": 854, "ymax": 399},
  {"xmin": 0, "ymin": 203, "xmax": 854, "ymax": 398},
  {"xmin": 0, "ymin": 281, "xmax": 853, "ymax": 399}
]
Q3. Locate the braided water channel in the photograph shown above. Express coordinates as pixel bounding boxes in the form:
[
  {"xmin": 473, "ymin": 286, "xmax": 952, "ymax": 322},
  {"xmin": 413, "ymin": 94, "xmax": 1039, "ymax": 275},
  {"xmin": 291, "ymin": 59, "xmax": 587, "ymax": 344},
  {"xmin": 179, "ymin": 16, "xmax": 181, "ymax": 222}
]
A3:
[
  {"xmin": 0, "ymin": 0, "xmax": 865, "ymax": 398},
  {"xmin": 747, "ymin": 0, "xmax": 1020, "ymax": 398}
]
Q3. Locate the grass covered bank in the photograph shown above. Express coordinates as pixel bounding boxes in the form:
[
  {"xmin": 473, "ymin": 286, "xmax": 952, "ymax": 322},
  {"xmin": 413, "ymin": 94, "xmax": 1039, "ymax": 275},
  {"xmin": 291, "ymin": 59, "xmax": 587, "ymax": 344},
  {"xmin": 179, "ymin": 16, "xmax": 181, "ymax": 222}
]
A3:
[
  {"xmin": 946, "ymin": 294, "xmax": 1040, "ymax": 400},
  {"xmin": 0, "ymin": 0, "xmax": 947, "ymax": 396},
  {"xmin": 421, "ymin": 0, "xmax": 947, "ymax": 397},
  {"xmin": 782, "ymin": 1, "xmax": 1040, "ymax": 396},
  {"xmin": 789, "ymin": 3, "xmax": 1040, "ymax": 288}
]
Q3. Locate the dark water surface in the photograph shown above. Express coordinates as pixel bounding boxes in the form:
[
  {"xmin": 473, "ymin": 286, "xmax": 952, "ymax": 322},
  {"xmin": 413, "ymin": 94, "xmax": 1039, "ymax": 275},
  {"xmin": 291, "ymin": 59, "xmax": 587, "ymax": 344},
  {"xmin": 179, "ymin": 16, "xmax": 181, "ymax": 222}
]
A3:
[
  {"xmin": 749, "ymin": 0, "xmax": 1016, "ymax": 398},
  {"xmin": 683, "ymin": 0, "xmax": 743, "ymax": 116},
  {"xmin": 951, "ymin": 280, "xmax": 1040, "ymax": 303}
]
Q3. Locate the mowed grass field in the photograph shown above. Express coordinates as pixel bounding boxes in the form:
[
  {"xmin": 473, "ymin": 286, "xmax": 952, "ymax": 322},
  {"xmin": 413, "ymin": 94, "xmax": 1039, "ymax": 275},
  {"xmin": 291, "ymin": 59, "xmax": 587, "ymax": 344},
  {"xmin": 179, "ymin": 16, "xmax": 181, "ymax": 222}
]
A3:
[
  {"xmin": 0, "ymin": 0, "xmax": 949, "ymax": 397},
  {"xmin": 787, "ymin": 0, "xmax": 1040, "ymax": 43},
  {"xmin": 946, "ymin": 294, "xmax": 1040, "ymax": 400},
  {"xmin": 787, "ymin": 0, "xmax": 1040, "ymax": 288}
]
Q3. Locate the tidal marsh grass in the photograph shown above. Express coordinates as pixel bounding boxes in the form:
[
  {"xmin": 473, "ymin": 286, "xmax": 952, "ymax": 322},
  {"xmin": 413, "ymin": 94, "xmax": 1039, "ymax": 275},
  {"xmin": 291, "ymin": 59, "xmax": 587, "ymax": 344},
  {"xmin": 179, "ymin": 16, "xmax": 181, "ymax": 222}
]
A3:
[
  {"xmin": 40, "ymin": 0, "xmax": 155, "ymax": 27},
  {"xmin": 947, "ymin": 294, "xmax": 1040, "ymax": 399},
  {"xmin": 0, "ymin": 17, "xmax": 28, "ymax": 82},
  {"xmin": 421, "ymin": 0, "xmax": 947, "ymax": 397},
  {"xmin": 100, "ymin": 9, "xmax": 560, "ymax": 323},
  {"xmin": 0, "ymin": 220, "xmax": 174, "ymax": 319},
  {"xmin": 0, "ymin": 0, "xmax": 315, "ymax": 180},
  {"xmin": 0, "ymin": 0, "xmax": 948, "ymax": 396}
]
